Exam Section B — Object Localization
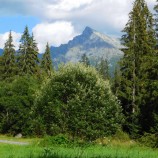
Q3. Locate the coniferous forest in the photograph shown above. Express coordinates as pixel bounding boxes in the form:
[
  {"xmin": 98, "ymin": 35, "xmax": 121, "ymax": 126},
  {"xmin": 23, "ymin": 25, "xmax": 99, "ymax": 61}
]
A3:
[{"xmin": 1, "ymin": 0, "xmax": 158, "ymax": 150}]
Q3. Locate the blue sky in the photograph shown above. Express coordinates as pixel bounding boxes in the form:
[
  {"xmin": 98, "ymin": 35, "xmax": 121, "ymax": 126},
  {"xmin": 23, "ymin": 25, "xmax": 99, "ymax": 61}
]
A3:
[
  {"xmin": 0, "ymin": 16, "xmax": 40, "ymax": 33},
  {"xmin": 0, "ymin": 0, "xmax": 156, "ymax": 53}
]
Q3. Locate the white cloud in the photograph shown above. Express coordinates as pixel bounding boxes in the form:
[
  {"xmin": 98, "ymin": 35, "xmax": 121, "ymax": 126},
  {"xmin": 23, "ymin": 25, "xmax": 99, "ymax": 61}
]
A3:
[
  {"xmin": 0, "ymin": 31, "xmax": 21, "ymax": 50},
  {"xmin": 0, "ymin": 21, "xmax": 77, "ymax": 53},
  {"xmin": 32, "ymin": 21, "xmax": 77, "ymax": 53},
  {"xmin": 31, "ymin": 0, "xmax": 156, "ymax": 34},
  {"xmin": 0, "ymin": 0, "xmax": 156, "ymax": 51},
  {"xmin": 49, "ymin": 0, "xmax": 94, "ymax": 11},
  {"xmin": 0, "ymin": 0, "xmax": 156, "ymax": 28}
]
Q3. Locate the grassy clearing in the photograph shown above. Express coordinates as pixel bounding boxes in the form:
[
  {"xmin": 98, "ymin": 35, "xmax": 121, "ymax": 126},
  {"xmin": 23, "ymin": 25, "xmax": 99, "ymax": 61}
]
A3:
[
  {"xmin": 0, "ymin": 135, "xmax": 41, "ymax": 143},
  {"xmin": 0, "ymin": 143, "xmax": 158, "ymax": 158},
  {"xmin": 0, "ymin": 136, "xmax": 158, "ymax": 158},
  {"xmin": 0, "ymin": 135, "xmax": 42, "ymax": 157},
  {"xmin": 0, "ymin": 144, "xmax": 42, "ymax": 158},
  {"xmin": 37, "ymin": 145, "xmax": 158, "ymax": 158}
]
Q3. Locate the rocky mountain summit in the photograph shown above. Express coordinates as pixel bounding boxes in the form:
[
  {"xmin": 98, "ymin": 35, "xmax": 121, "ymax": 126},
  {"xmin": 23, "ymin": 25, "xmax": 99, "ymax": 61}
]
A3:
[{"xmin": 51, "ymin": 26, "xmax": 123, "ymax": 72}]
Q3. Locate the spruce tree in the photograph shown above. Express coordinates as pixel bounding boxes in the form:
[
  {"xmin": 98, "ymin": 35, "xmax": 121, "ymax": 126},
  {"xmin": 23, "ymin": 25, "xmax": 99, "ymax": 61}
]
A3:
[
  {"xmin": 18, "ymin": 26, "xmax": 30, "ymax": 75},
  {"xmin": 40, "ymin": 43, "xmax": 53, "ymax": 77},
  {"xmin": 0, "ymin": 56, "xmax": 4, "ymax": 81},
  {"xmin": 112, "ymin": 66, "xmax": 121, "ymax": 96},
  {"xmin": 142, "ymin": 1, "xmax": 158, "ymax": 133},
  {"xmin": 80, "ymin": 53, "xmax": 90, "ymax": 66},
  {"xmin": 18, "ymin": 26, "xmax": 39, "ymax": 75},
  {"xmin": 29, "ymin": 33, "xmax": 39, "ymax": 74},
  {"xmin": 118, "ymin": 0, "xmax": 156, "ymax": 135},
  {"xmin": 154, "ymin": 1, "xmax": 158, "ymax": 48},
  {"xmin": 96, "ymin": 57, "xmax": 109, "ymax": 80},
  {"xmin": 1, "ymin": 31, "xmax": 16, "ymax": 79}
]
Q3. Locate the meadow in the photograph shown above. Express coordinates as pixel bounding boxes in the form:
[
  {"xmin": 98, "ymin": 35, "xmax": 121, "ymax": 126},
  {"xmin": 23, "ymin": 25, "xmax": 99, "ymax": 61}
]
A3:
[{"xmin": 0, "ymin": 135, "xmax": 158, "ymax": 158}]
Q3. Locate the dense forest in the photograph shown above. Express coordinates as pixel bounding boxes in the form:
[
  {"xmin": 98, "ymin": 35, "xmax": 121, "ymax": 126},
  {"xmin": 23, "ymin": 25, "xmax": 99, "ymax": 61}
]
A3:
[{"xmin": 0, "ymin": 0, "xmax": 158, "ymax": 147}]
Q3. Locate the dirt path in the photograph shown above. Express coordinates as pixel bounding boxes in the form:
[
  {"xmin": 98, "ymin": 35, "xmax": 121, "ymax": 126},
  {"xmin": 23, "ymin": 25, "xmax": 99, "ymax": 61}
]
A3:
[{"xmin": 0, "ymin": 140, "xmax": 29, "ymax": 145}]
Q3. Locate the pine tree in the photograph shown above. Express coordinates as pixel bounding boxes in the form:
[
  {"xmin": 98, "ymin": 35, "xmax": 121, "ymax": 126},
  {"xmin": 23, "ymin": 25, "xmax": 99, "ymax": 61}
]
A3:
[
  {"xmin": 80, "ymin": 53, "xmax": 90, "ymax": 66},
  {"xmin": 112, "ymin": 66, "xmax": 121, "ymax": 96},
  {"xmin": 40, "ymin": 43, "xmax": 53, "ymax": 77},
  {"xmin": 0, "ymin": 56, "xmax": 4, "ymax": 81},
  {"xmin": 154, "ymin": 1, "xmax": 158, "ymax": 48},
  {"xmin": 96, "ymin": 57, "xmax": 109, "ymax": 80},
  {"xmin": 1, "ymin": 31, "xmax": 16, "ymax": 79},
  {"xmin": 18, "ymin": 26, "xmax": 30, "ymax": 75},
  {"xmin": 118, "ymin": 0, "xmax": 157, "ymax": 135},
  {"xmin": 29, "ymin": 33, "xmax": 39, "ymax": 74},
  {"xmin": 18, "ymin": 26, "xmax": 39, "ymax": 75},
  {"xmin": 141, "ymin": 1, "xmax": 158, "ymax": 133}
]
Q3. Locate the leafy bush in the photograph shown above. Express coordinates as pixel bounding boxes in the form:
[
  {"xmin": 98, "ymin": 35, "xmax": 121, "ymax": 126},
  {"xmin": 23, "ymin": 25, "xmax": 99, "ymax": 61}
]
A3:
[
  {"xmin": 113, "ymin": 130, "xmax": 130, "ymax": 141},
  {"xmin": 39, "ymin": 134, "xmax": 91, "ymax": 147},
  {"xmin": 35, "ymin": 63, "xmax": 124, "ymax": 140},
  {"xmin": 40, "ymin": 134, "xmax": 71, "ymax": 147},
  {"xmin": 0, "ymin": 76, "xmax": 39, "ymax": 135},
  {"xmin": 138, "ymin": 133, "xmax": 158, "ymax": 148}
]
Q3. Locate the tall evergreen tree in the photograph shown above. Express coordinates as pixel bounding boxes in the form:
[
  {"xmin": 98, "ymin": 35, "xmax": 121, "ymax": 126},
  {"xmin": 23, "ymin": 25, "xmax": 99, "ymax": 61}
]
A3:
[
  {"xmin": 40, "ymin": 43, "xmax": 53, "ymax": 77},
  {"xmin": 18, "ymin": 26, "xmax": 39, "ymax": 75},
  {"xmin": 80, "ymin": 53, "xmax": 90, "ymax": 66},
  {"xmin": 154, "ymin": 1, "xmax": 158, "ymax": 48},
  {"xmin": 0, "ymin": 56, "xmax": 4, "ymax": 81},
  {"xmin": 96, "ymin": 57, "xmax": 109, "ymax": 80},
  {"xmin": 118, "ymin": 0, "xmax": 157, "ymax": 134},
  {"xmin": 112, "ymin": 66, "xmax": 121, "ymax": 96},
  {"xmin": 29, "ymin": 33, "xmax": 39, "ymax": 74},
  {"xmin": 18, "ymin": 26, "xmax": 30, "ymax": 75},
  {"xmin": 1, "ymin": 31, "xmax": 16, "ymax": 79},
  {"xmin": 142, "ymin": 1, "xmax": 158, "ymax": 133}
]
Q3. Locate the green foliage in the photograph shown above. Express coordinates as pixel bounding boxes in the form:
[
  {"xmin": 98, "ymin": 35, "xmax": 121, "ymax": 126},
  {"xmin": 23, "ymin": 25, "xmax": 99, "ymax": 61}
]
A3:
[
  {"xmin": 0, "ymin": 76, "xmax": 39, "ymax": 135},
  {"xmin": 37, "ymin": 147, "xmax": 158, "ymax": 158},
  {"xmin": 39, "ymin": 134, "xmax": 91, "ymax": 148},
  {"xmin": 39, "ymin": 134, "xmax": 71, "ymax": 147},
  {"xmin": 113, "ymin": 130, "xmax": 130, "ymax": 142},
  {"xmin": 96, "ymin": 57, "xmax": 109, "ymax": 80},
  {"xmin": 1, "ymin": 31, "xmax": 16, "ymax": 80},
  {"xmin": 1, "ymin": 135, "xmax": 158, "ymax": 158},
  {"xmin": 35, "ymin": 63, "xmax": 124, "ymax": 140},
  {"xmin": 30, "ymin": 116, "xmax": 47, "ymax": 137},
  {"xmin": 139, "ymin": 133, "xmax": 158, "ymax": 148},
  {"xmin": 118, "ymin": 0, "xmax": 157, "ymax": 136},
  {"xmin": 18, "ymin": 26, "xmax": 39, "ymax": 76},
  {"xmin": 154, "ymin": 1, "xmax": 158, "ymax": 47},
  {"xmin": 40, "ymin": 43, "xmax": 53, "ymax": 77},
  {"xmin": 0, "ymin": 56, "xmax": 4, "ymax": 81},
  {"xmin": 112, "ymin": 66, "xmax": 121, "ymax": 96},
  {"xmin": 80, "ymin": 53, "xmax": 90, "ymax": 66}
]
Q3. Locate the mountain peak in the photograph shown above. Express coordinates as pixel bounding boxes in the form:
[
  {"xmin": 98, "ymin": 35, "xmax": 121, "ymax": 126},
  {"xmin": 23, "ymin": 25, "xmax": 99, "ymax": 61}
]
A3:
[
  {"xmin": 82, "ymin": 26, "xmax": 94, "ymax": 36},
  {"xmin": 51, "ymin": 27, "xmax": 123, "ymax": 69}
]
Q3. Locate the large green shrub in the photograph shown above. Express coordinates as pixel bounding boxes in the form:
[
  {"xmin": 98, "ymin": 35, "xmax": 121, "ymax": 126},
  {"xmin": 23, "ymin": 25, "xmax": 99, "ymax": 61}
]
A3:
[
  {"xmin": 0, "ymin": 76, "xmax": 39, "ymax": 135},
  {"xmin": 35, "ymin": 63, "xmax": 124, "ymax": 140},
  {"xmin": 39, "ymin": 134, "xmax": 71, "ymax": 147},
  {"xmin": 139, "ymin": 133, "xmax": 158, "ymax": 148}
]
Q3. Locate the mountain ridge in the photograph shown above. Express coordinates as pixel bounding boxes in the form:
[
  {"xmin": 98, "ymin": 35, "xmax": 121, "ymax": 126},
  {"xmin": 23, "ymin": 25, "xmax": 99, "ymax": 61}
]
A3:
[
  {"xmin": 50, "ymin": 26, "xmax": 123, "ymax": 73},
  {"xmin": 0, "ymin": 27, "xmax": 123, "ymax": 74},
  {"xmin": 51, "ymin": 26, "xmax": 122, "ymax": 57}
]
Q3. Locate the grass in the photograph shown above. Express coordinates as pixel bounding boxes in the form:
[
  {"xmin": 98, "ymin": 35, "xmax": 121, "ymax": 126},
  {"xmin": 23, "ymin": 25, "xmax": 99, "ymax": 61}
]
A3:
[
  {"xmin": 0, "ymin": 144, "xmax": 42, "ymax": 158},
  {"xmin": 0, "ymin": 144, "xmax": 158, "ymax": 158},
  {"xmin": 0, "ymin": 135, "xmax": 41, "ymax": 143},
  {"xmin": 0, "ymin": 136, "xmax": 158, "ymax": 158},
  {"xmin": 38, "ymin": 145, "xmax": 158, "ymax": 158}
]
